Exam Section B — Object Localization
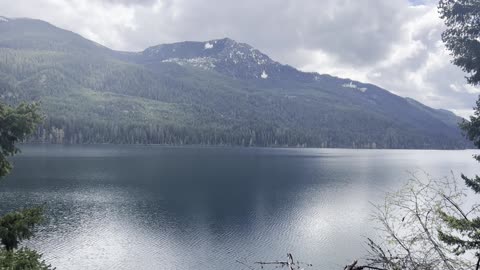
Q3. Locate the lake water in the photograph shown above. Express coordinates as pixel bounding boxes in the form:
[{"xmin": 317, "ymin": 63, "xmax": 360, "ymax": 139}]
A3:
[{"xmin": 0, "ymin": 145, "xmax": 478, "ymax": 270}]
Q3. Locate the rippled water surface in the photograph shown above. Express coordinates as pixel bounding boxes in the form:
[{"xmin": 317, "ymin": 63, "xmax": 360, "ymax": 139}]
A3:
[{"xmin": 0, "ymin": 145, "xmax": 478, "ymax": 269}]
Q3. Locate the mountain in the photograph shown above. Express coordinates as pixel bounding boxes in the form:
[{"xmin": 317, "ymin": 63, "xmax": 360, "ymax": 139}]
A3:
[
  {"xmin": 138, "ymin": 38, "xmax": 315, "ymax": 82},
  {"xmin": 0, "ymin": 17, "xmax": 469, "ymax": 149}
]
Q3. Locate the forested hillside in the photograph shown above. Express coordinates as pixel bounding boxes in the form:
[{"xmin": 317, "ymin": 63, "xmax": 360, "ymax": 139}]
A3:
[{"xmin": 0, "ymin": 16, "xmax": 468, "ymax": 148}]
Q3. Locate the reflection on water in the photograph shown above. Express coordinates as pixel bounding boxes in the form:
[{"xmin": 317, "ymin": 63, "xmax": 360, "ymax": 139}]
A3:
[{"xmin": 0, "ymin": 145, "xmax": 478, "ymax": 269}]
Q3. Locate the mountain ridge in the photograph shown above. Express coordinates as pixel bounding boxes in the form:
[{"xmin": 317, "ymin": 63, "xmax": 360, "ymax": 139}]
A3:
[{"xmin": 0, "ymin": 16, "xmax": 469, "ymax": 149}]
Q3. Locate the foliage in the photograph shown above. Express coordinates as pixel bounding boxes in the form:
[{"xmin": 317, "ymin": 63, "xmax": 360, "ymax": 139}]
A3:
[
  {"xmin": 0, "ymin": 208, "xmax": 44, "ymax": 251},
  {"xmin": 0, "ymin": 101, "xmax": 48, "ymax": 268},
  {"xmin": 0, "ymin": 102, "xmax": 42, "ymax": 178},
  {"xmin": 439, "ymin": 0, "xmax": 480, "ymax": 85},
  {"xmin": 0, "ymin": 248, "xmax": 53, "ymax": 270},
  {"xmin": 438, "ymin": 118, "xmax": 480, "ymax": 260},
  {"xmin": 358, "ymin": 173, "xmax": 473, "ymax": 270},
  {"xmin": 437, "ymin": 0, "xmax": 480, "ymax": 264},
  {"xmin": 459, "ymin": 99, "xmax": 480, "ymax": 157}
]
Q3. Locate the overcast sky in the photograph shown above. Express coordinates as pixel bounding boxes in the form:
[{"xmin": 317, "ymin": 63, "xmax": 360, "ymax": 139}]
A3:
[{"xmin": 1, "ymin": 0, "xmax": 478, "ymax": 117}]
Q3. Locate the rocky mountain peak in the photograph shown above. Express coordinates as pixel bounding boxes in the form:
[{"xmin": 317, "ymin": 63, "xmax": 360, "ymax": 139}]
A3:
[{"xmin": 141, "ymin": 38, "xmax": 312, "ymax": 81}]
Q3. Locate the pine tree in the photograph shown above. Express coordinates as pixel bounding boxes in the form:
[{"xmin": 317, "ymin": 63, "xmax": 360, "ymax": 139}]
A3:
[{"xmin": 437, "ymin": 0, "xmax": 480, "ymax": 262}]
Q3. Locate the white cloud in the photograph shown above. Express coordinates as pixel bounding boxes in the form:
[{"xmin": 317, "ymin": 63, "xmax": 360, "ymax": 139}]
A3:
[
  {"xmin": 0, "ymin": 0, "xmax": 477, "ymax": 117},
  {"xmin": 0, "ymin": 0, "xmax": 137, "ymax": 49}
]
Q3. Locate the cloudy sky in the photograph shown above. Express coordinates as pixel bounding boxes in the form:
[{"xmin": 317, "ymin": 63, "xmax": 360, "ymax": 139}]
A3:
[{"xmin": 1, "ymin": 0, "xmax": 478, "ymax": 117}]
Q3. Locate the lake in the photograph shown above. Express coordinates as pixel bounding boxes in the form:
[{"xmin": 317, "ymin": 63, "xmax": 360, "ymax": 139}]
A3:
[{"xmin": 0, "ymin": 145, "xmax": 478, "ymax": 270}]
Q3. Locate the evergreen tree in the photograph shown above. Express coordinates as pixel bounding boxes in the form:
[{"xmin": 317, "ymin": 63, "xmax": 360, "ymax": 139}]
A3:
[
  {"xmin": 0, "ymin": 208, "xmax": 44, "ymax": 251},
  {"xmin": 439, "ymin": 0, "xmax": 480, "ymax": 85},
  {"xmin": 0, "ymin": 102, "xmax": 52, "ymax": 269},
  {"xmin": 0, "ymin": 248, "xmax": 52, "ymax": 270},
  {"xmin": 0, "ymin": 102, "xmax": 42, "ymax": 177},
  {"xmin": 438, "ymin": 0, "xmax": 480, "ymax": 261}
]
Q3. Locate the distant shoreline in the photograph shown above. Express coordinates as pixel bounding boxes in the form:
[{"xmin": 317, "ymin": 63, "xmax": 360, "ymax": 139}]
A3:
[{"xmin": 21, "ymin": 142, "xmax": 473, "ymax": 151}]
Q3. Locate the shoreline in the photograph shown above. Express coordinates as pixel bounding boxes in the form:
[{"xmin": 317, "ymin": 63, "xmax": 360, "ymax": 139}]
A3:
[{"xmin": 20, "ymin": 142, "xmax": 475, "ymax": 151}]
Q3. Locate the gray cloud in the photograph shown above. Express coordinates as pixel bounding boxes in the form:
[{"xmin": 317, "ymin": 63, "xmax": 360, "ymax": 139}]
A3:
[
  {"xmin": 125, "ymin": 0, "xmax": 410, "ymax": 66},
  {"xmin": 98, "ymin": 0, "xmax": 157, "ymax": 6},
  {"xmin": 0, "ymin": 0, "xmax": 478, "ymax": 117}
]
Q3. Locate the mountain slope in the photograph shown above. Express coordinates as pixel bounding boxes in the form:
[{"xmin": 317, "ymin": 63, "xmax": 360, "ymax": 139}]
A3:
[
  {"xmin": 138, "ymin": 38, "xmax": 314, "ymax": 82},
  {"xmin": 0, "ymin": 17, "xmax": 468, "ymax": 149}
]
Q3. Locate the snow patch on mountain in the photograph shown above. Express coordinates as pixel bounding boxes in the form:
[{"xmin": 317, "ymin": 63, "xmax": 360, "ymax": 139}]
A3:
[
  {"xmin": 0, "ymin": 16, "xmax": 9, "ymax": 22},
  {"xmin": 204, "ymin": 42, "xmax": 213, "ymax": 49},
  {"xmin": 261, "ymin": 70, "xmax": 268, "ymax": 79},
  {"xmin": 342, "ymin": 81, "xmax": 367, "ymax": 92},
  {"xmin": 163, "ymin": 57, "xmax": 216, "ymax": 70}
]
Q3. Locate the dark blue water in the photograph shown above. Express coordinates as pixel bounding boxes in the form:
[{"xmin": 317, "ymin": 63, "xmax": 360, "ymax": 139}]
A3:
[{"xmin": 0, "ymin": 145, "xmax": 478, "ymax": 269}]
